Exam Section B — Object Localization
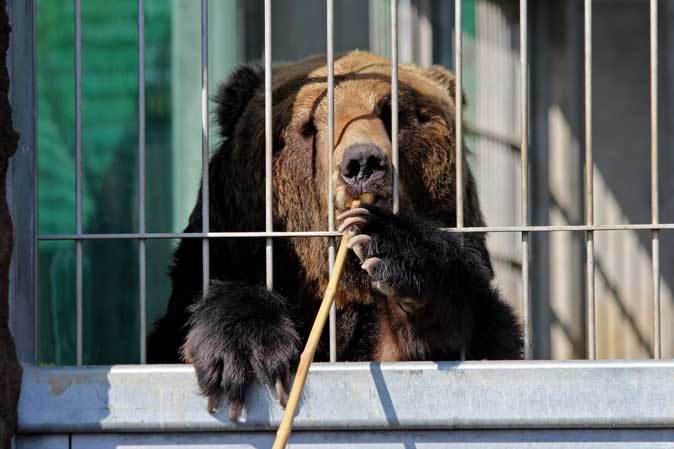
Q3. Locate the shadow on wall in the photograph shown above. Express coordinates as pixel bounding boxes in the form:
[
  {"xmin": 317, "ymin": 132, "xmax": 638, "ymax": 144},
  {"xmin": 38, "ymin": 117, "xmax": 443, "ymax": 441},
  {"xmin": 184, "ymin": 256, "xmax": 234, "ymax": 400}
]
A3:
[{"xmin": 531, "ymin": 0, "xmax": 674, "ymax": 360}]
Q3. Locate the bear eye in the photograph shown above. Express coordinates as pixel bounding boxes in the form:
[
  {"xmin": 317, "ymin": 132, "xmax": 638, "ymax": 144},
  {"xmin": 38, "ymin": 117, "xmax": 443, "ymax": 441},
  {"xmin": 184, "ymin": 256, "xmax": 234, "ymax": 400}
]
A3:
[
  {"xmin": 416, "ymin": 109, "xmax": 432, "ymax": 124},
  {"xmin": 300, "ymin": 120, "xmax": 317, "ymax": 139},
  {"xmin": 378, "ymin": 97, "xmax": 431, "ymax": 138}
]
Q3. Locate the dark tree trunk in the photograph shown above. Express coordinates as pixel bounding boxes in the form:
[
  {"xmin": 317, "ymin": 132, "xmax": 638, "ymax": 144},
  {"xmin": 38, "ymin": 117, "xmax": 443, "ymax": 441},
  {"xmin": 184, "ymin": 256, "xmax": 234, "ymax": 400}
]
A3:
[{"xmin": 0, "ymin": 0, "xmax": 22, "ymax": 447}]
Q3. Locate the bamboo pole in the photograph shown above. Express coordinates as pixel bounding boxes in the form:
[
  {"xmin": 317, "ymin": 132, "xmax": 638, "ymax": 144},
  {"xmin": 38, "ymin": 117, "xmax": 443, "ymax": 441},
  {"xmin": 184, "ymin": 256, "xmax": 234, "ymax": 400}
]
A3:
[{"xmin": 272, "ymin": 193, "xmax": 374, "ymax": 449}]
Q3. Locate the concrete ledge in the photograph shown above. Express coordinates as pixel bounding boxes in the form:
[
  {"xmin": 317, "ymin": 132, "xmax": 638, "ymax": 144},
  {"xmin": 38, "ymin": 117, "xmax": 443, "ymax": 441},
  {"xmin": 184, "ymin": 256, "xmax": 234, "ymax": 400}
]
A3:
[{"xmin": 18, "ymin": 360, "xmax": 674, "ymax": 433}]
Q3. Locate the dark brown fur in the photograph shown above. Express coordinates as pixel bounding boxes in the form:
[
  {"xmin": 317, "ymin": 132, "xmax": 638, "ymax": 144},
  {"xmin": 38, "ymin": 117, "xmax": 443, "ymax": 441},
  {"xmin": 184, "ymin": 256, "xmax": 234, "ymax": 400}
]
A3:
[{"xmin": 148, "ymin": 51, "xmax": 522, "ymax": 407}]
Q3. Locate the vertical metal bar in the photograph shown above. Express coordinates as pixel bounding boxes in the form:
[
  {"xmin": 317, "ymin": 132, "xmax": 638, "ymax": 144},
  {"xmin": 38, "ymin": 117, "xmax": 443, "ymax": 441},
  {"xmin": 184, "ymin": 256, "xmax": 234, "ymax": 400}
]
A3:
[
  {"xmin": 584, "ymin": 0, "xmax": 596, "ymax": 360},
  {"xmin": 327, "ymin": 0, "xmax": 337, "ymax": 362},
  {"xmin": 201, "ymin": 0, "xmax": 210, "ymax": 296},
  {"xmin": 650, "ymin": 0, "xmax": 661, "ymax": 359},
  {"xmin": 519, "ymin": 0, "xmax": 531, "ymax": 360},
  {"xmin": 454, "ymin": 0, "xmax": 463, "ymax": 229},
  {"xmin": 391, "ymin": 0, "xmax": 399, "ymax": 215},
  {"xmin": 31, "ymin": 0, "xmax": 39, "ymax": 365},
  {"xmin": 74, "ymin": 0, "xmax": 83, "ymax": 366},
  {"xmin": 138, "ymin": 0, "xmax": 147, "ymax": 364},
  {"xmin": 264, "ymin": 0, "xmax": 274, "ymax": 291}
]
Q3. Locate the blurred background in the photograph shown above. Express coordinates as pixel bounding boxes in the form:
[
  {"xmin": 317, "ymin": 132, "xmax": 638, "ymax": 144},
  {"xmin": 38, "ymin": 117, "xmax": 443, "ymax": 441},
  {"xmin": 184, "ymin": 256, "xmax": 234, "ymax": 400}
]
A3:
[{"xmin": 36, "ymin": 0, "xmax": 674, "ymax": 365}]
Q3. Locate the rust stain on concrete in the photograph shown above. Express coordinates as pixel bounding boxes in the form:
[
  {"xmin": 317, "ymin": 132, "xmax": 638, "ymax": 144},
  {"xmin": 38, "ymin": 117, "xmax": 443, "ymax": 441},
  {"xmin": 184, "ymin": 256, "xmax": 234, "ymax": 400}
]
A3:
[{"xmin": 48, "ymin": 375, "xmax": 73, "ymax": 395}]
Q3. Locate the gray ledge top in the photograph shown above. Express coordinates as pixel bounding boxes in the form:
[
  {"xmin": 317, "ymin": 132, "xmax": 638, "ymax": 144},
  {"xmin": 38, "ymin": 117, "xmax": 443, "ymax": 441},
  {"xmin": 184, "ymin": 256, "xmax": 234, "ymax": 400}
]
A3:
[{"xmin": 18, "ymin": 360, "xmax": 674, "ymax": 433}]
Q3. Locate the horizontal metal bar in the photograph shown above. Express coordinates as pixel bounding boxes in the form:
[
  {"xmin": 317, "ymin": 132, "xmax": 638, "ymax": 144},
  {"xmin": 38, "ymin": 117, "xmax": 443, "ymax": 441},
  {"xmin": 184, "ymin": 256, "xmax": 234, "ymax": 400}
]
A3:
[
  {"xmin": 37, "ymin": 222, "xmax": 674, "ymax": 241},
  {"xmin": 39, "ymin": 231, "xmax": 344, "ymax": 240},
  {"xmin": 18, "ymin": 360, "xmax": 674, "ymax": 433}
]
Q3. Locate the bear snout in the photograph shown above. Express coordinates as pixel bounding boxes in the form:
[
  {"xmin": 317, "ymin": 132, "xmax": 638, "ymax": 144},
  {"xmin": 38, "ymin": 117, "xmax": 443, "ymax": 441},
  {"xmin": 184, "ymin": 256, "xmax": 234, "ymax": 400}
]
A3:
[{"xmin": 339, "ymin": 143, "xmax": 389, "ymax": 195}]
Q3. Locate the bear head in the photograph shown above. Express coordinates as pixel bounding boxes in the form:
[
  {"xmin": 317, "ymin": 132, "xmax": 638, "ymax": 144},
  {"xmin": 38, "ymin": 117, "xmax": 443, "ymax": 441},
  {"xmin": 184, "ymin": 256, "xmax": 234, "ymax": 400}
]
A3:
[{"xmin": 213, "ymin": 51, "xmax": 488, "ymax": 303}]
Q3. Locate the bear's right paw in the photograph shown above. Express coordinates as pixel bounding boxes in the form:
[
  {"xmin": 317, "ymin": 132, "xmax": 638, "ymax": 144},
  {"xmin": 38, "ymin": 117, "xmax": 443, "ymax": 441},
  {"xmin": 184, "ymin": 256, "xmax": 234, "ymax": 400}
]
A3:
[
  {"xmin": 337, "ymin": 206, "xmax": 418, "ymax": 299},
  {"xmin": 182, "ymin": 281, "xmax": 300, "ymax": 419}
]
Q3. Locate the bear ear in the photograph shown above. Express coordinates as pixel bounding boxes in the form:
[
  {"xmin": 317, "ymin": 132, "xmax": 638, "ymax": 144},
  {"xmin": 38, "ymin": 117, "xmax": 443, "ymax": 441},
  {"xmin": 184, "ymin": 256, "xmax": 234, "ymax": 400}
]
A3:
[
  {"xmin": 214, "ymin": 62, "xmax": 264, "ymax": 138},
  {"xmin": 422, "ymin": 65, "xmax": 467, "ymax": 107}
]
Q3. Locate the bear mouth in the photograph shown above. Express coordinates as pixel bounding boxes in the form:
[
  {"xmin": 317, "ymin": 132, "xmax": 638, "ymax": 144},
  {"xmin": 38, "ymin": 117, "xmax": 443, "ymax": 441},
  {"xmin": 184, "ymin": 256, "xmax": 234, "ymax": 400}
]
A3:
[{"xmin": 338, "ymin": 192, "xmax": 392, "ymax": 213}]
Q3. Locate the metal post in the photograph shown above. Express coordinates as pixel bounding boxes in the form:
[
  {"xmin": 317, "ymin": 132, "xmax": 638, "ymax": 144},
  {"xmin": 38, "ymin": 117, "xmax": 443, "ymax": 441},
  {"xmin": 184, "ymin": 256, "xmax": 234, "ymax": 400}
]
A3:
[
  {"xmin": 264, "ymin": 0, "xmax": 274, "ymax": 291},
  {"xmin": 584, "ymin": 0, "xmax": 596, "ymax": 360},
  {"xmin": 455, "ymin": 0, "xmax": 463, "ymax": 229},
  {"xmin": 649, "ymin": 0, "xmax": 661, "ymax": 359},
  {"xmin": 327, "ymin": 0, "xmax": 337, "ymax": 362},
  {"xmin": 138, "ymin": 0, "xmax": 147, "ymax": 364},
  {"xmin": 201, "ymin": 0, "xmax": 210, "ymax": 296},
  {"xmin": 391, "ymin": 0, "xmax": 399, "ymax": 215},
  {"xmin": 74, "ymin": 0, "xmax": 83, "ymax": 366},
  {"xmin": 520, "ymin": 0, "xmax": 531, "ymax": 360}
]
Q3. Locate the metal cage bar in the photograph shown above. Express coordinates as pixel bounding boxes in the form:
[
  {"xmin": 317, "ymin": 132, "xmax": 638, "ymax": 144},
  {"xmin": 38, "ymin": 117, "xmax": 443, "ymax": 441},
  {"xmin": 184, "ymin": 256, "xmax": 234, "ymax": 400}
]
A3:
[
  {"xmin": 519, "ymin": 0, "xmax": 531, "ymax": 360},
  {"xmin": 650, "ymin": 0, "xmax": 661, "ymax": 359},
  {"xmin": 454, "ymin": 0, "xmax": 463, "ymax": 229},
  {"xmin": 201, "ymin": 0, "xmax": 210, "ymax": 296},
  {"xmin": 37, "ymin": 222, "xmax": 674, "ymax": 241},
  {"xmin": 584, "ymin": 0, "xmax": 596, "ymax": 360},
  {"xmin": 327, "ymin": 0, "xmax": 337, "ymax": 362},
  {"xmin": 264, "ymin": 0, "xmax": 274, "ymax": 292},
  {"xmin": 391, "ymin": 0, "xmax": 399, "ymax": 215},
  {"xmin": 137, "ymin": 0, "xmax": 147, "ymax": 364},
  {"xmin": 74, "ymin": 0, "xmax": 83, "ymax": 367}
]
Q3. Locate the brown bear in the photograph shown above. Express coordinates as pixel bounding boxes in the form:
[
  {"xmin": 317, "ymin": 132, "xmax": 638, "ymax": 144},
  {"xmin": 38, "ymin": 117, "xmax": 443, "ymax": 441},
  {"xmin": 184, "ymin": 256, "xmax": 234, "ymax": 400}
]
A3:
[{"xmin": 147, "ymin": 51, "xmax": 522, "ymax": 415}]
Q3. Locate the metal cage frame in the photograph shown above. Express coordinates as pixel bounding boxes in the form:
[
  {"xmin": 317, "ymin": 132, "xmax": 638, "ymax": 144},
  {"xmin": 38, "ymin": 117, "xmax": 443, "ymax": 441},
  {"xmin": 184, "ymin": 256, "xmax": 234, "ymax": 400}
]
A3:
[{"xmin": 7, "ymin": 0, "xmax": 674, "ymax": 447}]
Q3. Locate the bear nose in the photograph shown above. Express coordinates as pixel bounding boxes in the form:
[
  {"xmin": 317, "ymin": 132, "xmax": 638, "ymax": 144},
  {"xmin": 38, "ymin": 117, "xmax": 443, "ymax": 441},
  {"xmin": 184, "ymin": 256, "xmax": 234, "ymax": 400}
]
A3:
[{"xmin": 339, "ymin": 144, "xmax": 388, "ymax": 189}]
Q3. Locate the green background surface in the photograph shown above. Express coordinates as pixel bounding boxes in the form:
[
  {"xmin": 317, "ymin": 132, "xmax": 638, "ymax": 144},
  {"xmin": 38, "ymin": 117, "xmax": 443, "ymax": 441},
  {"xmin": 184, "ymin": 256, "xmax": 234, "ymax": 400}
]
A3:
[{"xmin": 37, "ymin": 0, "xmax": 472, "ymax": 365}]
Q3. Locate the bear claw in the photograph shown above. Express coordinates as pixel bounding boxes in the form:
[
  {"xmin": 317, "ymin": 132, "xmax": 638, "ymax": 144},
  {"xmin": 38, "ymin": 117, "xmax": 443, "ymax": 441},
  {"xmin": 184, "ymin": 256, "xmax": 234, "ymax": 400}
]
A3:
[
  {"xmin": 361, "ymin": 257, "xmax": 383, "ymax": 276},
  {"xmin": 207, "ymin": 394, "xmax": 218, "ymax": 414},
  {"xmin": 229, "ymin": 399, "xmax": 242, "ymax": 421},
  {"xmin": 336, "ymin": 208, "xmax": 370, "ymax": 221},
  {"xmin": 337, "ymin": 216, "xmax": 368, "ymax": 233},
  {"xmin": 347, "ymin": 234, "xmax": 372, "ymax": 262},
  {"xmin": 275, "ymin": 378, "xmax": 288, "ymax": 408}
]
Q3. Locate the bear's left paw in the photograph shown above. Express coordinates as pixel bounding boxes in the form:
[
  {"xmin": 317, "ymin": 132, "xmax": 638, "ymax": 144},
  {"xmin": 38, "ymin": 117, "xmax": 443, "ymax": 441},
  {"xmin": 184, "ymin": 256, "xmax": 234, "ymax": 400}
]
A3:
[{"xmin": 182, "ymin": 282, "xmax": 300, "ymax": 419}]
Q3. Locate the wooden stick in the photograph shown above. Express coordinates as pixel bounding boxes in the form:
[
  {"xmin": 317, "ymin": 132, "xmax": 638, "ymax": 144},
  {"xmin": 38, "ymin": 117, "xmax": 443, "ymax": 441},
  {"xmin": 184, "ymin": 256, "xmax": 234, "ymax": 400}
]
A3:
[{"xmin": 272, "ymin": 193, "xmax": 374, "ymax": 449}]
